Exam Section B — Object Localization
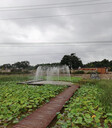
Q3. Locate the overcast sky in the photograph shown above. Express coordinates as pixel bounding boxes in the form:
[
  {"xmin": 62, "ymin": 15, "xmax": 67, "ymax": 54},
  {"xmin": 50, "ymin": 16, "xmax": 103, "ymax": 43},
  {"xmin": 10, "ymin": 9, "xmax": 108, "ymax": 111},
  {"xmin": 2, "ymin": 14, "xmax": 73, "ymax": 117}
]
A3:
[{"xmin": 0, "ymin": 0, "xmax": 112, "ymax": 65}]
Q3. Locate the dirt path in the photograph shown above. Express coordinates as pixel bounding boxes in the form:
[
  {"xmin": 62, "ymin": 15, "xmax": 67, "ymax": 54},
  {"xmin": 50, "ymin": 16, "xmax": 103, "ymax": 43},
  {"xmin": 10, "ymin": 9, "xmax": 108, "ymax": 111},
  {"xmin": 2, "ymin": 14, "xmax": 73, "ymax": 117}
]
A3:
[{"xmin": 13, "ymin": 85, "xmax": 79, "ymax": 128}]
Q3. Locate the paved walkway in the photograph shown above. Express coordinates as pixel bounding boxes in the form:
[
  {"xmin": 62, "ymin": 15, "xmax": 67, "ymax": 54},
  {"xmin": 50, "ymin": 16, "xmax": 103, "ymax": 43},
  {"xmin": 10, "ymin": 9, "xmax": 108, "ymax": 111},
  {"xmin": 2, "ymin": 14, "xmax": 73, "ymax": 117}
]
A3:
[{"xmin": 13, "ymin": 85, "xmax": 79, "ymax": 128}]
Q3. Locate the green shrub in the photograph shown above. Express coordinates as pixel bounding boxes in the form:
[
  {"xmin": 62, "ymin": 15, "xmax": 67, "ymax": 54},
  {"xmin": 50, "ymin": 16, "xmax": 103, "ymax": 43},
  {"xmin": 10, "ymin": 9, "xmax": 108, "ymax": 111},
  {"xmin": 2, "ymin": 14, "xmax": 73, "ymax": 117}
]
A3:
[
  {"xmin": 87, "ymin": 71, "xmax": 100, "ymax": 74},
  {"xmin": 74, "ymin": 70, "xmax": 85, "ymax": 74}
]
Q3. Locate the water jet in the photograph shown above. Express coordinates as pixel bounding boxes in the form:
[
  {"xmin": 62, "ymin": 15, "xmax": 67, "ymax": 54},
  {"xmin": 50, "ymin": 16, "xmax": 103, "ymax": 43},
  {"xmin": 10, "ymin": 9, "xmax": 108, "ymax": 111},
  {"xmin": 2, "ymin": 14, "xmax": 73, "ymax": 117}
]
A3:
[{"xmin": 18, "ymin": 65, "xmax": 73, "ymax": 86}]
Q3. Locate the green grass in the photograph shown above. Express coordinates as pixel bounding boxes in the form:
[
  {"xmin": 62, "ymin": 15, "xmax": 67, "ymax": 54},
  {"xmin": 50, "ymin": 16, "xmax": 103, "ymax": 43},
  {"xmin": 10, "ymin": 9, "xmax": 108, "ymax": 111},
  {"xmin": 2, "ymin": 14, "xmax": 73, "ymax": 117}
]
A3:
[
  {"xmin": 41, "ymin": 76, "xmax": 82, "ymax": 83},
  {"xmin": 59, "ymin": 76, "xmax": 82, "ymax": 83},
  {"xmin": 95, "ymin": 80, "xmax": 112, "ymax": 113},
  {"xmin": 34, "ymin": 74, "xmax": 82, "ymax": 83},
  {"xmin": 70, "ymin": 77, "xmax": 82, "ymax": 83},
  {"xmin": 0, "ymin": 74, "xmax": 32, "ymax": 82}
]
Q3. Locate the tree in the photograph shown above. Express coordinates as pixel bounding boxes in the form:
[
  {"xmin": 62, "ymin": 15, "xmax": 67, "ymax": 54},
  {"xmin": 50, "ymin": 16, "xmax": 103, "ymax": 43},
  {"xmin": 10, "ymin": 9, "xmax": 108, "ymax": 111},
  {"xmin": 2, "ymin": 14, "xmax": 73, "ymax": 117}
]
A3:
[
  {"xmin": 84, "ymin": 59, "xmax": 110, "ymax": 68},
  {"xmin": 108, "ymin": 60, "xmax": 112, "ymax": 71},
  {"xmin": 12, "ymin": 61, "xmax": 30, "ymax": 69},
  {"xmin": 101, "ymin": 59, "xmax": 110, "ymax": 67},
  {"xmin": 0, "ymin": 64, "xmax": 12, "ymax": 70},
  {"xmin": 60, "ymin": 53, "xmax": 83, "ymax": 73}
]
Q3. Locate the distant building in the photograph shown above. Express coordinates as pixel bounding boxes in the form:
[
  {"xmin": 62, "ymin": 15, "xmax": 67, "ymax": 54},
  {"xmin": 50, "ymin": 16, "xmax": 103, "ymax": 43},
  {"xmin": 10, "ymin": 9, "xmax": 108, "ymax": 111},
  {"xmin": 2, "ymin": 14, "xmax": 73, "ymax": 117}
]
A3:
[
  {"xmin": 79, "ymin": 67, "xmax": 108, "ymax": 74},
  {"xmin": 0, "ymin": 69, "xmax": 11, "ymax": 73}
]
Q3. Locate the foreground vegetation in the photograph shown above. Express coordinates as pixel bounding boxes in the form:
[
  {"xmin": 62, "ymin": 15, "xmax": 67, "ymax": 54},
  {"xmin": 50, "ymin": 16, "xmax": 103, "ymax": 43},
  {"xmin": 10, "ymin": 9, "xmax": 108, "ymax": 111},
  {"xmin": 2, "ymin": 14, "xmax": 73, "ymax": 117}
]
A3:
[
  {"xmin": 0, "ymin": 75, "xmax": 67, "ymax": 127},
  {"xmin": 0, "ymin": 74, "xmax": 32, "ymax": 83},
  {"xmin": 55, "ymin": 80, "xmax": 112, "ymax": 128},
  {"xmin": 95, "ymin": 80, "xmax": 112, "ymax": 113},
  {"xmin": 1, "ymin": 74, "xmax": 112, "ymax": 128}
]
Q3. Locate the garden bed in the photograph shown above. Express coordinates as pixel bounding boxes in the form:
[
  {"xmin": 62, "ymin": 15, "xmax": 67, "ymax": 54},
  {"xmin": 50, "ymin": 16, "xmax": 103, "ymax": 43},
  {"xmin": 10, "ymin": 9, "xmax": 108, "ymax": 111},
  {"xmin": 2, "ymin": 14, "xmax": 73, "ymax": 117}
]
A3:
[
  {"xmin": 0, "ymin": 83, "xmax": 66, "ymax": 128},
  {"xmin": 54, "ymin": 83, "xmax": 112, "ymax": 128},
  {"xmin": 0, "ymin": 75, "xmax": 83, "ymax": 128}
]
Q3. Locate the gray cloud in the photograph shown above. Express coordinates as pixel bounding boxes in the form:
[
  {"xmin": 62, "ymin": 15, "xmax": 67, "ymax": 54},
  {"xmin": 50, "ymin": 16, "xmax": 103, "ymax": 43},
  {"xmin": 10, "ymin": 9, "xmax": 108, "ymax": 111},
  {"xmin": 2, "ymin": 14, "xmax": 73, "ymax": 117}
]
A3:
[{"xmin": 0, "ymin": 0, "xmax": 112, "ymax": 65}]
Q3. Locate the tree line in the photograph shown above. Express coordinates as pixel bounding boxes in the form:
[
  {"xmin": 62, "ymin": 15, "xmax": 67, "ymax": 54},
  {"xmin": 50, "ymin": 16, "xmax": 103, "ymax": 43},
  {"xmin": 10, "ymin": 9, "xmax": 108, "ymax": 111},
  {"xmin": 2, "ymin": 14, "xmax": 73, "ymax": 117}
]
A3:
[
  {"xmin": 0, "ymin": 54, "xmax": 112, "ymax": 71},
  {"xmin": 0, "ymin": 61, "xmax": 30, "ymax": 70}
]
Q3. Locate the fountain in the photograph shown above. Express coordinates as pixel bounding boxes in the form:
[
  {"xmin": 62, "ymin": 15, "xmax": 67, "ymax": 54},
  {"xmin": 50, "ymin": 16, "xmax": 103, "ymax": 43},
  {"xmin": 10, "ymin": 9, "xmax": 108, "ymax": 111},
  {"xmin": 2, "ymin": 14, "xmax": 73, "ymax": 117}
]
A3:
[
  {"xmin": 29, "ymin": 65, "xmax": 73, "ymax": 86},
  {"xmin": 18, "ymin": 65, "xmax": 73, "ymax": 86},
  {"xmin": 34, "ymin": 65, "xmax": 71, "ymax": 81}
]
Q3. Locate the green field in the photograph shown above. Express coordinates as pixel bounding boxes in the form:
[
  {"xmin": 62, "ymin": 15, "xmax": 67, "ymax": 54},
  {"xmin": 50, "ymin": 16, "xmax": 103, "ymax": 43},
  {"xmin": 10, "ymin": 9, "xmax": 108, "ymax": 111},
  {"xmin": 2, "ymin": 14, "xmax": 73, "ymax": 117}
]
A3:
[
  {"xmin": 55, "ymin": 80, "xmax": 112, "ymax": 128},
  {"xmin": 0, "ymin": 74, "xmax": 32, "ymax": 82},
  {"xmin": 0, "ymin": 75, "xmax": 112, "ymax": 128},
  {"xmin": 0, "ymin": 75, "xmax": 67, "ymax": 127}
]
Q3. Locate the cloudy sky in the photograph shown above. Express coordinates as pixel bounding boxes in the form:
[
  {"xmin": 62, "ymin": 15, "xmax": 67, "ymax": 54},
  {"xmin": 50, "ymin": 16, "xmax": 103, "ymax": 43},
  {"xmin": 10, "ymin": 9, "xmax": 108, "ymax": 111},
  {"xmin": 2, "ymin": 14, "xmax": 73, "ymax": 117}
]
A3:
[{"xmin": 0, "ymin": 0, "xmax": 112, "ymax": 65}]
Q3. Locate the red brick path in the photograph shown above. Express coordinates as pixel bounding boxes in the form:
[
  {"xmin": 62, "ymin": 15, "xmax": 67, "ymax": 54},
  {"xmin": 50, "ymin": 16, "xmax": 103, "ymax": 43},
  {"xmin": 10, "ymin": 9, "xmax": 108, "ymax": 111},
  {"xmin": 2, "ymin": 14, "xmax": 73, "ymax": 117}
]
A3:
[{"xmin": 13, "ymin": 85, "xmax": 79, "ymax": 128}]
